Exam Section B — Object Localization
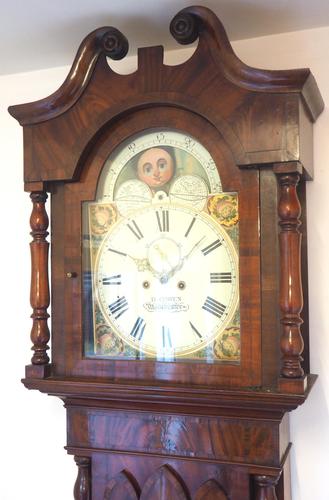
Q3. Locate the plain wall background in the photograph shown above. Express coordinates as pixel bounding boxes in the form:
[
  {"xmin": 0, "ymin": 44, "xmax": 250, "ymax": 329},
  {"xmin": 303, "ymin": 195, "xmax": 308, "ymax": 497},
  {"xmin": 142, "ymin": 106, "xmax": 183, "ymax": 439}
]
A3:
[{"xmin": 1, "ymin": 24, "xmax": 328, "ymax": 499}]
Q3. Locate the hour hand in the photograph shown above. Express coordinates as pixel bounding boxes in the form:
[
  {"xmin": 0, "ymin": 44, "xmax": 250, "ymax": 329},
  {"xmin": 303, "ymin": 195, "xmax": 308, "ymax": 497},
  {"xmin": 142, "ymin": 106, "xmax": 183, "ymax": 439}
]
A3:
[
  {"xmin": 127, "ymin": 251, "xmax": 169, "ymax": 279},
  {"xmin": 127, "ymin": 254, "xmax": 151, "ymax": 272},
  {"xmin": 108, "ymin": 247, "xmax": 151, "ymax": 272}
]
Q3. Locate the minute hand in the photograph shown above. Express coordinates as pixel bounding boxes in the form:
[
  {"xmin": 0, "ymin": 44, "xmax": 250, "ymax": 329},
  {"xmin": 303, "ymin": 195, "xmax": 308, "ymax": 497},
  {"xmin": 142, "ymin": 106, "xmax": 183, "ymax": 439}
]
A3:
[
  {"xmin": 164, "ymin": 236, "xmax": 206, "ymax": 281},
  {"xmin": 183, "ymin": 235, "xmax": 206, "ymax": 261}
]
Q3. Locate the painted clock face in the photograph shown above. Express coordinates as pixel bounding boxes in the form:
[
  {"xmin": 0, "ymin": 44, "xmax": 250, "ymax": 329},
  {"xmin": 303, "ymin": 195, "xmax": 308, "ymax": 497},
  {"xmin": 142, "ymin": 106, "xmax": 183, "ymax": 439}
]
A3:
[
  {"xmin": 82, "ymin": 128, "xmax": 240, "ymax": 362},
  {"xmin": 94, "ymin": 204, "xmax": 238, "ymax": 358}
]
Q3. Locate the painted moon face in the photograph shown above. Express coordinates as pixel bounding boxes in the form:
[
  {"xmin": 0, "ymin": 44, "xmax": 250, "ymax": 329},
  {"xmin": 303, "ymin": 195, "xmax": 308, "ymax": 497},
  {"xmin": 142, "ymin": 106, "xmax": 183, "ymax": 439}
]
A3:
[{"xmin": 137, "ymin": 147, "xmax": 174, "ymax": 188}]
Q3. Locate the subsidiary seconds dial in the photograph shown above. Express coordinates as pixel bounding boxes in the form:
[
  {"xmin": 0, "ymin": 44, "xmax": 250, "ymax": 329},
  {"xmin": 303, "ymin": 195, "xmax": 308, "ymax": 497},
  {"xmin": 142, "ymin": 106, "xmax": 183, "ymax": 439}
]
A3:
[{"xmin": 95, "ymin": 204, "xmax": 239, "ymax": 358}]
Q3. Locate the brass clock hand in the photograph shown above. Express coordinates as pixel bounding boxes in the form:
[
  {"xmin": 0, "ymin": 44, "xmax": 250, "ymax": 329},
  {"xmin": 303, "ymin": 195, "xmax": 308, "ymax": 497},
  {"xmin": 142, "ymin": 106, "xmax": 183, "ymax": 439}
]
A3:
[
  {"xmin": 158, "ymin": 236, "xmax": 206, "ymax": 283},
  {"xmin": 125, "ymin": 253, "xmax": 152, "ymax": 272},
  {"xmin": 183, "ymin": 236, "xmax": 206, "ymax": 260},
  {"xmin": 126, "ymin": 251, "xmax": 165, "ymax": 280},
  {"xmin": 153, "ymin": 244, "xmax": 168, "ymax": 261}
]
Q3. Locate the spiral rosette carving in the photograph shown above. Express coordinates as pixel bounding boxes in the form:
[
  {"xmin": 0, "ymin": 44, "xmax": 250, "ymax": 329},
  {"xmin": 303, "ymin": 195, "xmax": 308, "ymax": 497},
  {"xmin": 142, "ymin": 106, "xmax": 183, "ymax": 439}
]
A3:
[
  {"xmin": 101, "ymin": 28, "xmax": 129, "ymax": 60},
  {"xmin": 170, "ymin": 12, "xmax": 200, "ymax": 45}
]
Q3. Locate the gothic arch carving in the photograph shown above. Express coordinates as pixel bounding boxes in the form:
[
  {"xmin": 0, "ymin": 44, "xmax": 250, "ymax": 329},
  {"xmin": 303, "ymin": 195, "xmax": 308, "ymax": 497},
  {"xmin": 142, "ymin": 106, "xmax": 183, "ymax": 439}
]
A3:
[
  {"xmin": 103, "ymin": 470, "xmax": 140, "ymax": 500},
  {"xmin": 195, "ymin": 479, "xmax": 228, "ymax": 500},
  {"xmin": 140, "ymin": 465, "xmax": 189, "ymax": 500}
]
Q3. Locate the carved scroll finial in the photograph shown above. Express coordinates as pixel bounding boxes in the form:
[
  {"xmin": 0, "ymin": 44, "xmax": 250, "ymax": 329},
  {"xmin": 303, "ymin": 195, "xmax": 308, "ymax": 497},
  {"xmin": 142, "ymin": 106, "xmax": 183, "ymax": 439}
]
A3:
[
  {"xmin": 8, "ymin": 26, "xmax": 129, "ymax": 126},
  {"xmin": 29, "ymin": 192, "xmax": 50, "ymax": 366},
  {"xmin": 101, "ymin": 28, "xmax": 129, "ymax": 60},
  {"xmin": 277, "ymin": 173, "xmax": 304, "ymax": 379},
  {"xmin": 168, "ymin": 6, "xmax": 323, "ymax": 122},
  {"xmin": 170, "ymin": 12, "xmax": 200, "ymax": 45}
]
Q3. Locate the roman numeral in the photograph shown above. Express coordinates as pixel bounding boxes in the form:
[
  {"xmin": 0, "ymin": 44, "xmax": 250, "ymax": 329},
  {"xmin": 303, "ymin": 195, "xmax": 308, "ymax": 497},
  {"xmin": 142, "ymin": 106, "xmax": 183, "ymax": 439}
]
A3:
[
  {"xmin": 130, "ymin": 317, "xmax": 146, "ymax": 340},
  {"xmin": 201, "ymin": 239, "xmax": 222, "ymax": 256},
  {"xmin": 189, "ymin": 321, "xmax": 203, "ymax": 339},
  {"xmin": 184, "ymin": 217, "xmax": 196, "ymax": 237},
  {"xmin": 108, "ymin": 247, "xmax": 127, "ymax": 257},
  {"xmin": 109, "ymin": 296, "xmax": 129, "ymax": 319},
  {"xmin": 102, "ymin": 274, "xmax": 122, "ymax": 285},
  {"xmin": 127, "ymin": 220, "xmax": 143, "ymax": 240},
  {"xmin": 156, "ymin": 210, "xmax": 169, "ymax": 232},
  {"xmin": 202, "ymin": 296, "xmax": 226, "ymax": 318},
  {"xmin": 210, "ymin": 272, "xmax": 232, "ymax": 283},
  {"xmin": 162, "ymin": 326, "xmax": 172, "ymax": 348}
]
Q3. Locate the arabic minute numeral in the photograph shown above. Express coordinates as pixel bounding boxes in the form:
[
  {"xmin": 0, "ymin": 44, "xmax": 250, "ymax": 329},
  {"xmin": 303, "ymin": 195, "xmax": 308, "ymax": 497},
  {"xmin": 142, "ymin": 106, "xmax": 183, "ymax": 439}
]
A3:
[
  {"xmin": 184, "ymin": 136, "xmax": 195, "ymax": 150},
  {"xmin": 207, "ymin": 159, "xmax": 216, "ymax": 170},
  {"xmin": 156, "ymin": 132, "xmax": 165, "ymax": 142}
]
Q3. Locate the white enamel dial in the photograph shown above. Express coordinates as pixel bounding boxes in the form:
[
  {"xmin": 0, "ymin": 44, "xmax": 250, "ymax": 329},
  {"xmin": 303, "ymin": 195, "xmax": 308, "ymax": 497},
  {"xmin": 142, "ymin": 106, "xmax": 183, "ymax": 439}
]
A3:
[{"xmin": 94, "ymin": 204, "xmax": 238, "ymax": 358}]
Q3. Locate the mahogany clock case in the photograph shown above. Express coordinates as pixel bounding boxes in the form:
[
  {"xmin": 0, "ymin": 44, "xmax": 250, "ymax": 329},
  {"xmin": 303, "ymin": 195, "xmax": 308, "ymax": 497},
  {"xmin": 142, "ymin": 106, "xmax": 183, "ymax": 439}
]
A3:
[
  {"xmin": 8, "ymin": 5, "xmax": 323, "ymax": 500},
  {"xmin": 53, "ymin": 106, "xmax": 260, "ymax": 388}
]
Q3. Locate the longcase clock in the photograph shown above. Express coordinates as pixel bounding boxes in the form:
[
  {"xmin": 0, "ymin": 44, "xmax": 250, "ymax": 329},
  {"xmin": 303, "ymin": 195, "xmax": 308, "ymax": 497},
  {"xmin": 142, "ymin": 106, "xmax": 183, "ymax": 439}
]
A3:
[{"xmin": 9, "ymin": 6, "xmax": 323, "ymax": 499}]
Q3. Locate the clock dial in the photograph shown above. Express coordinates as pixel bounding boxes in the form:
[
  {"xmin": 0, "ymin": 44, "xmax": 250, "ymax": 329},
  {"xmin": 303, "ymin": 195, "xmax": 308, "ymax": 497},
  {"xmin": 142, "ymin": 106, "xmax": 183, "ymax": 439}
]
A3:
[
  {"xmin": 83, "ymin": 128, "xmax": 240, "ymax": 362},
  {"xmin": 94, "ymin": 204, "xmax": 238, "ymax": 358}
]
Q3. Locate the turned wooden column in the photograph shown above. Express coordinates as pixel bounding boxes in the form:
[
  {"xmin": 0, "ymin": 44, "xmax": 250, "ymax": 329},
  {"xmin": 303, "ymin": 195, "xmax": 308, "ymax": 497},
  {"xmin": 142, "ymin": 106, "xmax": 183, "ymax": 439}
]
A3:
[
  {"xmin": 29, "ymin": 192, "xmax": 50, "ymax": 366},
  {"xmin": 74, "ymin": 456, "xmax": 91, "ymax": 500},
  {"xmin": 254, "ymin": 475, "xmax": 280, "ymax": 500},
  {"xmin": 276, "ymin": 172, "xmax": 304, "ymax": 384}
]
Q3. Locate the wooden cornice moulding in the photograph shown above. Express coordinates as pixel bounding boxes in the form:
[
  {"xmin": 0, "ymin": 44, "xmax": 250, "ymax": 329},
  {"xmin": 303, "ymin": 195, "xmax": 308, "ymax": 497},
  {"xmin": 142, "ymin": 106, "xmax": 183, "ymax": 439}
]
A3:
[
  {"xmin": 171, "ymin": 6, "xmax": 324, "ymax": 122},
  {"xmin": 21, "ymin": 375, "xmax": 317, "ymax": 415},
  {"xmin": 8, "ymin": 6, "xmax": 323, "ymax": 127}
]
